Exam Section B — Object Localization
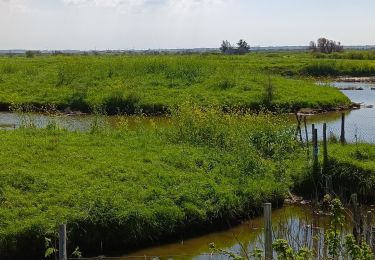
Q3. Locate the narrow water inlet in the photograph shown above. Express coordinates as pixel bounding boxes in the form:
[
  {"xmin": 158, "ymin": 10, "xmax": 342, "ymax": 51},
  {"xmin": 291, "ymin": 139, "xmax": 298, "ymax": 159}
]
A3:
[{"xmin": 109, "ymin": 204, "xmax": 374, "ymax": 259}]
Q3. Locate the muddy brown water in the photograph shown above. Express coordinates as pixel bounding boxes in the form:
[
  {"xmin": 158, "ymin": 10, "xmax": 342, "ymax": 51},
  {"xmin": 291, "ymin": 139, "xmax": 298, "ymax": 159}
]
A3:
[{"xmin": 98, "ymin": 204, "xmax": 374, "ymax": 260}]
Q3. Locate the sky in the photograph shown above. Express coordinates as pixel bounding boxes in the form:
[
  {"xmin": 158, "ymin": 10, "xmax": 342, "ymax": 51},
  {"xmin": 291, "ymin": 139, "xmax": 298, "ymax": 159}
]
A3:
[{"xmin": 1, "ymin": 0, "xmax": 375, "ymax": 50}]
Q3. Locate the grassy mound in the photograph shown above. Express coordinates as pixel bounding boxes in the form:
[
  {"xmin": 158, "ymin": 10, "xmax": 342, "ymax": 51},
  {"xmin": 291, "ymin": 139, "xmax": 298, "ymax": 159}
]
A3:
[
  {"xmin": 0, "ymin": 108, "xmax": 304, "ymax": 259},
  {"xmin": 327, "ymin": 143, "xmax": 375, "ymax": 201},
  {"xmin": 0, "ymin": 54, "xmax": 350, "ymax": 114}
]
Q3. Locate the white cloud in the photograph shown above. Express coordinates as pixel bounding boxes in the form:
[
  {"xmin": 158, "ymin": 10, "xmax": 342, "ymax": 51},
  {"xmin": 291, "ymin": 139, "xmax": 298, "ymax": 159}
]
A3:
[
  {"xmin": 62, "ymin": 0, "xmax": 223, "ymax": 12},
  {"xmin": 0, "ymin": 0, "xmax": 31, "ymax": 13}
]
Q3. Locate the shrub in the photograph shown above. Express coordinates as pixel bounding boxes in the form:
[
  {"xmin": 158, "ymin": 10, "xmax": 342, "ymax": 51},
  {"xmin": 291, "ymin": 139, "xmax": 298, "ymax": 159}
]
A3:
[{"xmin": 102, "ymin": 91, "xmax": 140, "ymax": 115}]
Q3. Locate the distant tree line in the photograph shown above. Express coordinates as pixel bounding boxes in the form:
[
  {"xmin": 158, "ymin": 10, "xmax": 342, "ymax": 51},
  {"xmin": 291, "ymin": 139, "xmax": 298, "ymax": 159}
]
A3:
[
  {"xmin": 220, "ymin": 39, "xmax": 250, "ymax": 55},
  {"xmin": 309, "ymin": 38, "xmax": 344, "ymax": 54}
]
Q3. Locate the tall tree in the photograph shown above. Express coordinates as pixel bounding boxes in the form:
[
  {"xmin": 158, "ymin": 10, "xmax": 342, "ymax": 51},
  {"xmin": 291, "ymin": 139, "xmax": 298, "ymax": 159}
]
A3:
[
  {"xmin": 237, "ymin": 39, "xmax": 250, "ymax": 54},
  {"xmin": 220, "ymin": 40, "xmax": 232, "ymax": 54}
]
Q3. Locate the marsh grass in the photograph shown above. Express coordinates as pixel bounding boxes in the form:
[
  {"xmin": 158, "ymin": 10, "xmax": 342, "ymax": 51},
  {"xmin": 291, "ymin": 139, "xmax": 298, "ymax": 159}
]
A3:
[
  {"xmin": 0, "ymin": 54, "xmax": 351, "ymax": 114},
  {"xmin": 0, "ymin": 107, "xmax": 307, "ymax": 259}
]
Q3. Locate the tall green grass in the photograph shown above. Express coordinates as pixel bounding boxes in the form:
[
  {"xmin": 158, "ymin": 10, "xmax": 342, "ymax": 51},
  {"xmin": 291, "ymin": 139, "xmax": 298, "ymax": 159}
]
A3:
[
  {"xmin": 0, "ymin": 54, "xmax": 350, "ymax": 114},
  {"xmin": 326, "ymin": 143, "xmax": 375, "ymax": 201},
  {"xmin": 301, "ymin": 60, "xmax": 375, "ymax": 77},
  {"xmin": 0, "ymin": 108, "xmax": 305, "ymax": 259}
]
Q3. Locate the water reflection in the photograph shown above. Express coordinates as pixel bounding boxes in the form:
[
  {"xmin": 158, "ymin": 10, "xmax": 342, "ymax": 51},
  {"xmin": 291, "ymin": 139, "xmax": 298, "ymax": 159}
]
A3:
[
  {"xmin": 305, "ymin": 82, "xmax": 375, "ymax": 143},
  {"xmin": 116, "ymin": 205, "xmax": 372, "ymax": 260}
]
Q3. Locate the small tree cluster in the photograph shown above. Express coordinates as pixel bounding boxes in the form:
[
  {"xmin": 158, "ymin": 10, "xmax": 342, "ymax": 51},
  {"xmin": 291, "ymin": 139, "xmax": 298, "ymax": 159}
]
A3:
[
  {"xmin": 25, "ymin": 50, "xmax": 41, "ymax": 58},
  {"xmin": 309, "ymin": 38, "xmax": 344, "ymax": 54},
  {"xmin": 220, "ymin": 39, "xmax": 250, "ymax": 55}
]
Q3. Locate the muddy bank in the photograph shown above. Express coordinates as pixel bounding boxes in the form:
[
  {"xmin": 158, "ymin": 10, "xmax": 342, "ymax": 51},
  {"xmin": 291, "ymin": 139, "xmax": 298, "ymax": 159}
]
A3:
[{"xmin": 337, "ymin": 76, "xmax": 375, "ymax": 83}]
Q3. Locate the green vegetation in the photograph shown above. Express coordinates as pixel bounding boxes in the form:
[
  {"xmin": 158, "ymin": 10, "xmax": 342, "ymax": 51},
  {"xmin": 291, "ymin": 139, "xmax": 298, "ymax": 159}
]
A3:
[
  {"xmin": 211, "ymin": 198, "xmax": 374, "ymax": 260},
  {"xmin": 0, "ymin": 53, "xmax": 353, "ymax": 114},
  {"xmin": 327, "ymin": 143, "xmax": 375, "ymax": 201},
  {"xmin": 301, "ymin": 59, "xmax": 375, "ymax": 77},
  {"xmin": 314, "ymin": 50, "xmax": 375, "ymax": 60},
  {"xmin": 2, "ymin": 50, "xmax": 375, "ymax": 259},
  {"xmin": 0, "ymin": 108, "xmax": 306, "ymax": 259}
]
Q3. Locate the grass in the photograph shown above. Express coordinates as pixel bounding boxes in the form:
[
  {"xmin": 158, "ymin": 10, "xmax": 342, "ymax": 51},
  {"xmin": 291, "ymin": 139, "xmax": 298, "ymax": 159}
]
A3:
[
  {"xmin": 326, "ymin": 143, "xmax": 375, "ymax": 201},
  {"xmin": 0, "ymin": 53, "xmax": 352, "ymax": 114},
  {"xmin": 0, "ymin": 107, "xmax": 306, "ymax": 259},
  {"xmin": 313, "ymin": 50, "xmax": 375, "ymax": 60}
]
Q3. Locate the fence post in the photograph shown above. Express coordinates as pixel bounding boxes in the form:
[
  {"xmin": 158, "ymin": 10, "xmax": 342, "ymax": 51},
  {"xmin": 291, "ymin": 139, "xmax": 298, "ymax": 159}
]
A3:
[
  {"xmin": 304, "ymin": 117, "xmax": 309, "ymax": 151},
  {"xmin": 350, "ymin": 194, "xmax": 361, "ymax": 244},
  {"xmin": 323, "ymin": 123, "xmax": 328, "ymax": 193},
  {"xmin": 366, "ymin": 211, "xmax": 373, "ymax": 246},
  {"xmin": 313, "ymin": 129, "xmax": 319, "ymax": 166},
  {"xmin": 59, "ymin": 224, "xmax": 67, "ymax": 260},
  {"xmin": 312, "ymin": 124, "xmax": 315, "ymax": 138},
  {"xmin": 312, "ymin": 128, "xmax": 319, "ymax": 200},
  {"xmin": 264, "ymin": 203, "xmax": 273, "ymax": 260},
  {"xmin": 340, "ymin": 113, "xmax": 346, "ymax": 144},
  {"xmin": 323, "ymin": 123, "xmax": 328, "ymax": 169}
]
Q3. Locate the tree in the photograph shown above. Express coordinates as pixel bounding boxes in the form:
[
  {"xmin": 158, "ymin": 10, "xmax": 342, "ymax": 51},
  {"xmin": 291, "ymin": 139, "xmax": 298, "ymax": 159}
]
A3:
[
  {"xmin": 220, "ymin": 40, "xmax": 233, "ymax": 54},
  {"xmin": 236, "ymin": 39, "xmax": 250, "ymax": 54},
  {"xmin": 309, "ymin": 41, "xmax": 317, "ymax": 52},
  {"xmin": 311, "ymin": 38, "xmax": 344, "ymax": 54},
  {"xmin": 220, "ymin": 40, "xmax": 250, "ymax": 55},
  {"xmin": 25, "ymin": 51, "xmax": 34, "ymax": 58}
]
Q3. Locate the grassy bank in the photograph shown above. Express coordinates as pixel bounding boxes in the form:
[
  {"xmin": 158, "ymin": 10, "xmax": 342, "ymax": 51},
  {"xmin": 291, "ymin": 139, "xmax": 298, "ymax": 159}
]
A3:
[
  {"xmin": 0, "ymin": 108, "xmax": 306, "ymax": 259},
  {"xmin": 0, "ymin": 54, "xmax": 351, "ymax": 114},
  {"xmin": 293, "ymin": 142, "xmax": 375, "ymax": 202},
  {"xmin": 327, "ymin": 143, "xmax": 375, "ymax": 201}
]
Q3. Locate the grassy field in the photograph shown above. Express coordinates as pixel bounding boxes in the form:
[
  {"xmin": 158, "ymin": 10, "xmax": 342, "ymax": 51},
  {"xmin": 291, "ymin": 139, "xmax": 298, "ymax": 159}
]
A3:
[
  {"xmin": 1, "ymin": 51, "xmax": 375, "ymax": 259},
  {"xmin": 0, "ymin": 53, "xmax": 354, "ymax": 114},
  {"xmin": 0, "ymin": 108, "xmax": 307, "ymax": 259}
]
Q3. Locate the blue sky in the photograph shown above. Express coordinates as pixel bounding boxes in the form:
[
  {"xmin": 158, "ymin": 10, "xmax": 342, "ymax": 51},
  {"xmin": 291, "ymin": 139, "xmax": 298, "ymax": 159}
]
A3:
[{"xmin": 1, "ymin": 0, "xmax": 374, "ymax": 50}]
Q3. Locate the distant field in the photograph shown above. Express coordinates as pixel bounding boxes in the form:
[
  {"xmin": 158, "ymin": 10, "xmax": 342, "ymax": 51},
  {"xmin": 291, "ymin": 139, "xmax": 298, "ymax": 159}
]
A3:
[{"xmin": 0, "ymin": 53, "xmax": 354, "ymax": 114}]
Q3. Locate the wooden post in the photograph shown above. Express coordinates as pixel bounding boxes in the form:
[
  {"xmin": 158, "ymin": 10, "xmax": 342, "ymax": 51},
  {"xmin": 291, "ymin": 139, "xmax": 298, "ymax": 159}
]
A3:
[
  {"xmin": 340, "ymin": 113, "xmax": 346, "ymax": 144},
  {"xmin": 313, "ymin": 128, "xmax": 319, "ymax": 200},
  {"xmin": 264, "ymin": 203, "xmax": 273, "ymax": 260},
  {"xmin": 366, "ymin": 211, "xmax": 373, "ymax": 246},
  {"xmin": 295, "ymin": 113, "xmax": 303, "ymax": 143},
  {"xmin": 59, "ymin": 224, "xmax": 67, "ymax": 260},
  {"xmin": 312, "ymin": 124, "xmax": 315, "ymax": 138},
  {"xmin": 304, "ymin": 117, "xmax": 309, "ymax": 151},
  {"xmin": 323, "ymin": 123, "xmax": 328, "ymax": 173},
  {"xmin": 351, "ymin": 194, "xmax": 361, "ymax": 244},
  {"xmin": 313, "ymin": 129, "xmax": 318, "ymax": 163}
]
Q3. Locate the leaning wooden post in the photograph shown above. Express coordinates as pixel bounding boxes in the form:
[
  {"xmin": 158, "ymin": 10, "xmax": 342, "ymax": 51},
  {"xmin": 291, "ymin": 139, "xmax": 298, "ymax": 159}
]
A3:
[
  {"xmin": 59, "ymin": 224, "xmax": 67, "ymax": 260},
  {"xmin": 264, "ymin": 203, "xmax": 273, "ymax": 260},
  {"xmin": 340, "ymin": 113, "xmax": 346, "ymax": 144}
]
